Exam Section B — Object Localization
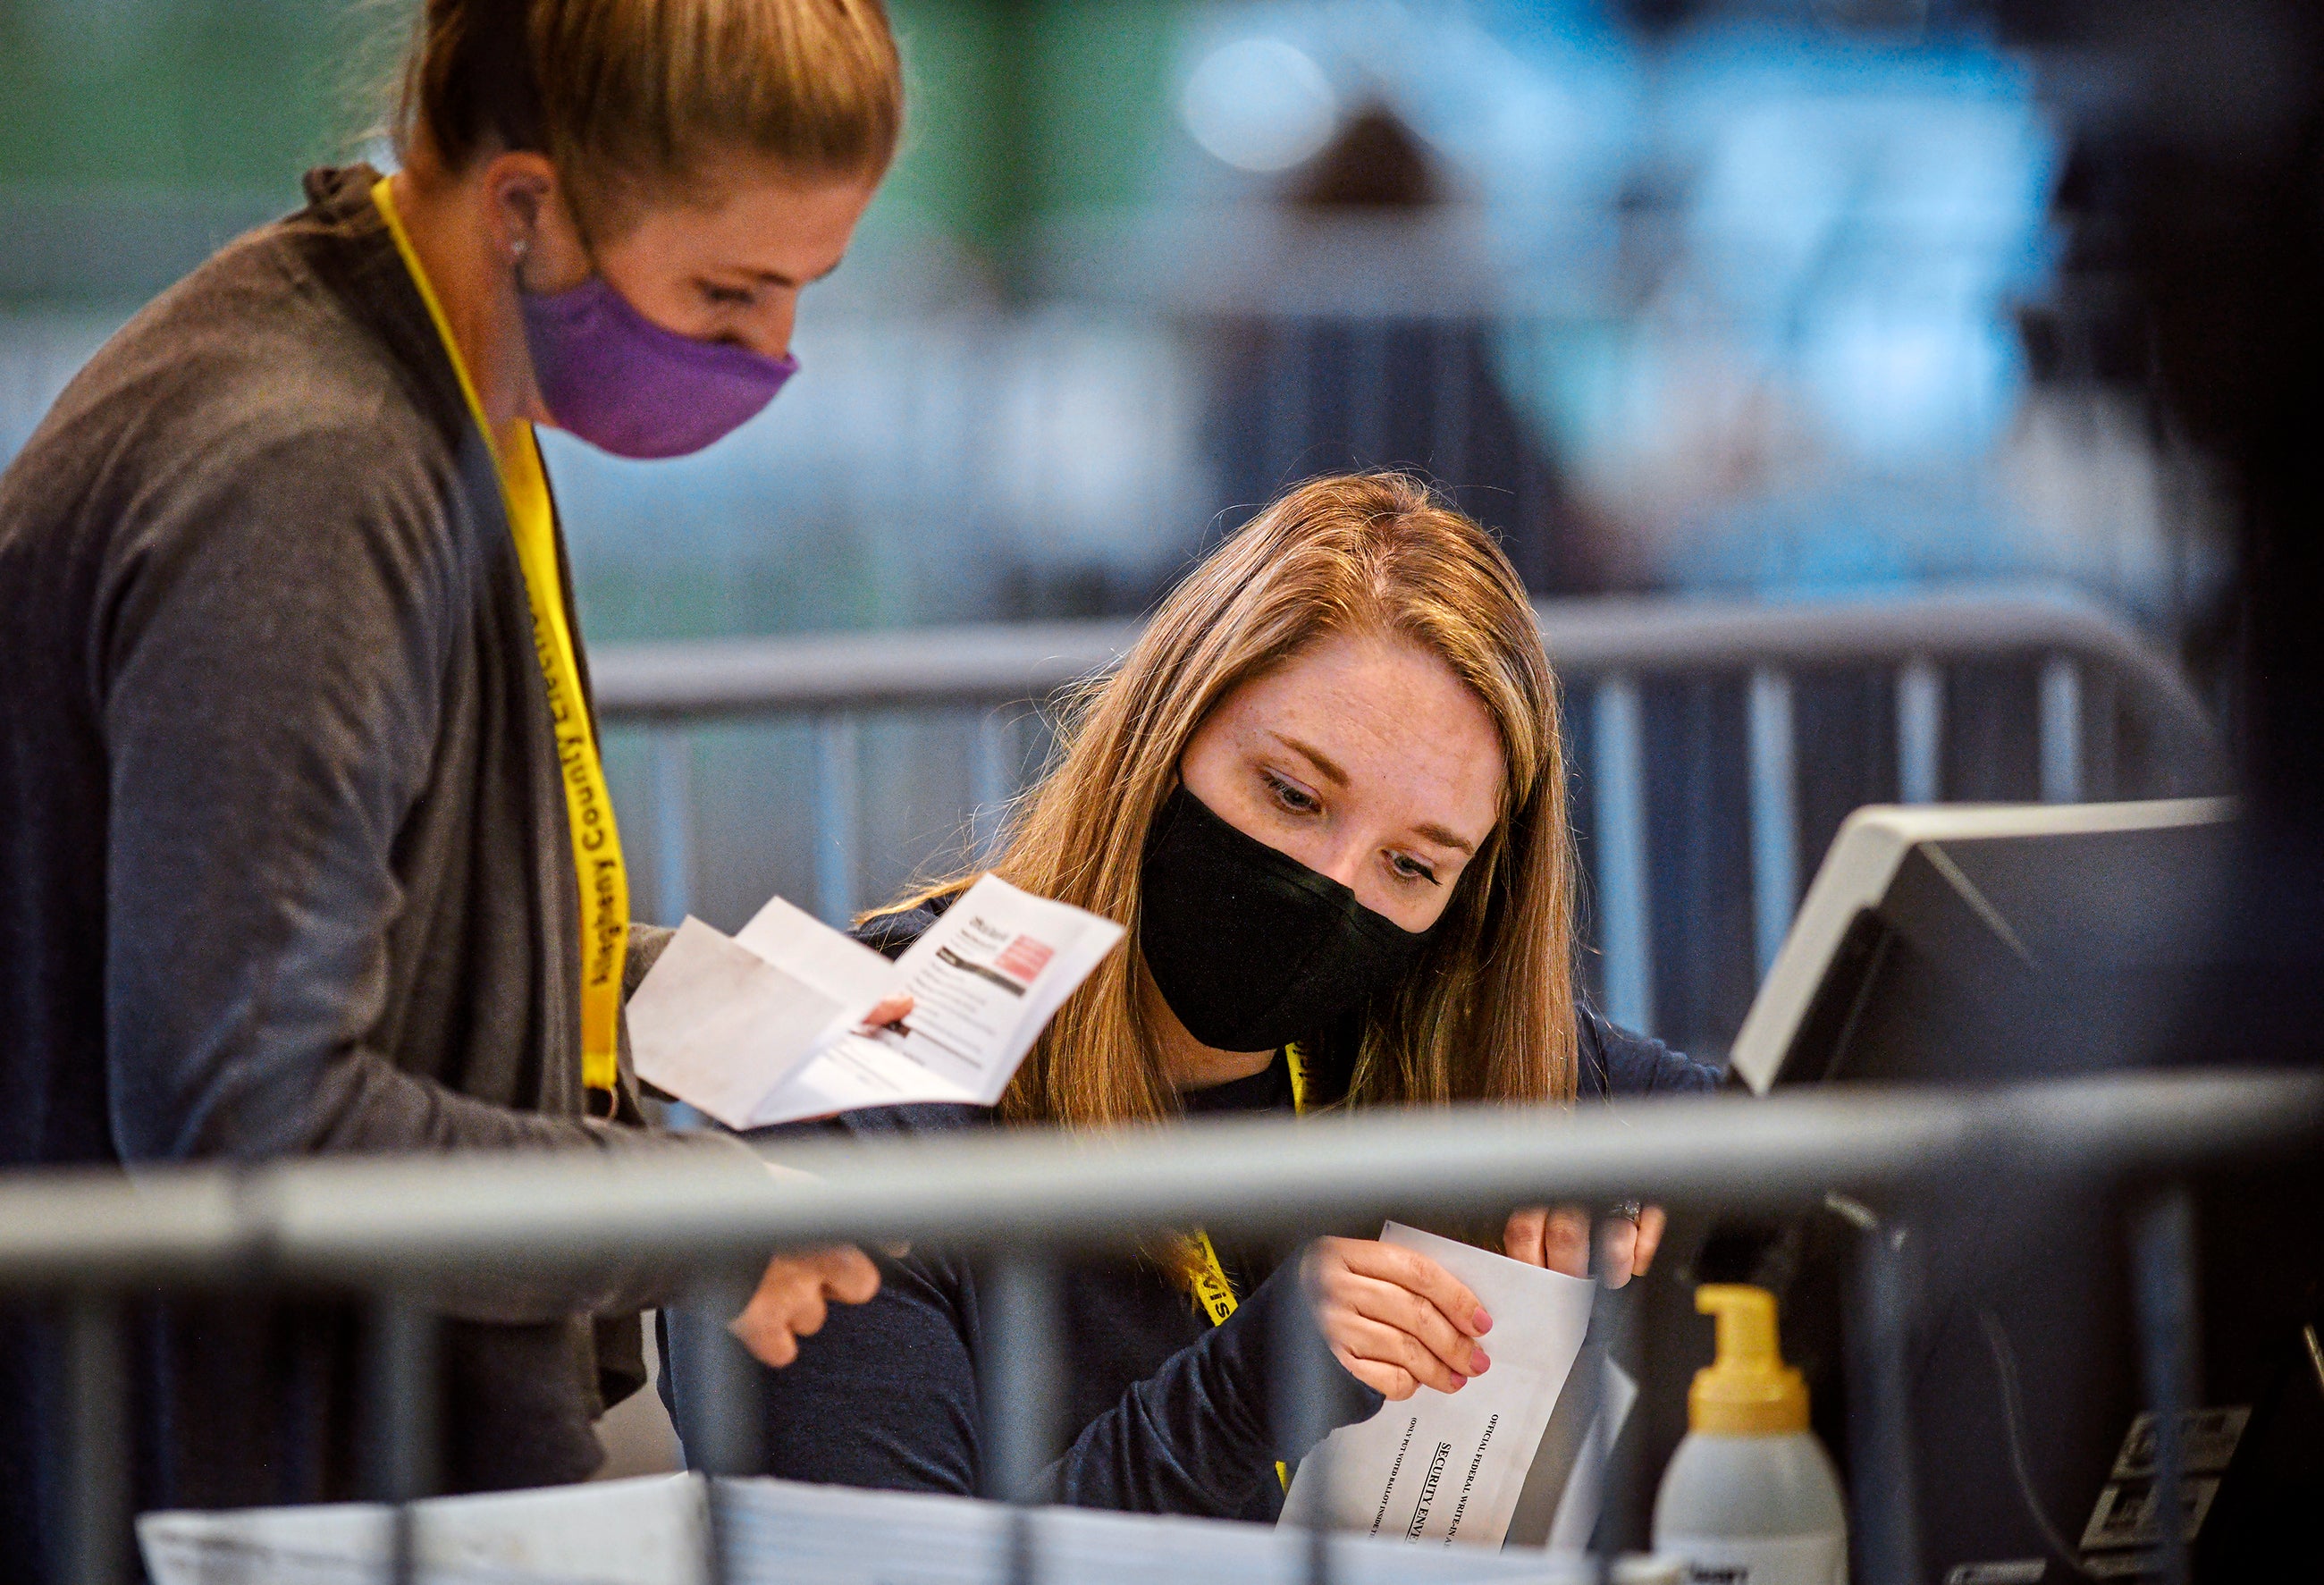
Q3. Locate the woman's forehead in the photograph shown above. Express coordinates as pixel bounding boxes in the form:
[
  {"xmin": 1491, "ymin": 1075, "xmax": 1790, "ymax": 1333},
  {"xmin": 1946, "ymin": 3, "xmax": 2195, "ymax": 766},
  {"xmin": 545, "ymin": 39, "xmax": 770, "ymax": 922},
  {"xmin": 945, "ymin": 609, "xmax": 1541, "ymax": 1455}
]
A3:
[
  {"xmin": 614, "ymin": 161, "xmax": 876, "ymax": 275},
  {"xmin": 1211, "ymin": 634, "xmax": 1505, "ymax": 835}
]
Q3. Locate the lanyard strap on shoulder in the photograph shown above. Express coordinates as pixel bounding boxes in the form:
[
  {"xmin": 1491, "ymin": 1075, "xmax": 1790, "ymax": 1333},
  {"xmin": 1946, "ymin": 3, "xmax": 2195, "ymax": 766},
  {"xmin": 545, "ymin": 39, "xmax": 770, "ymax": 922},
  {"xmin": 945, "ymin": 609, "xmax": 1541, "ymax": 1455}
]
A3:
[
  {"xmin": 372, "ymin": 178, "xmax": 630, "ymax": 1106},
  {"xmin": 1190, "ymin": 1229, "xmax": 1240, "ymax": 1328},
  {"xmin": 1188, "ymin": 1041, "xmax": 1309, "ymax": 1491},
  {"xmin": 1189, "ymin": 1041, "xmax": 1309, "ymax": 1320}
]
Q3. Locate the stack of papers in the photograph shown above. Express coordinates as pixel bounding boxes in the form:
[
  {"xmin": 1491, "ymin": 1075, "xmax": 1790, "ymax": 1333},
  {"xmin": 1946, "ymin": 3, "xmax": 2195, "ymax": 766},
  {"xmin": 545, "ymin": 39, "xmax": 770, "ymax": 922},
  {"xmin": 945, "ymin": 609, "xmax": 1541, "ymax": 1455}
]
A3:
[
  {"xmin": 717, "ymin": 1476, "xmax": 1676, "ymax": 1585},
  {"xmin": 139, "ymin": 1475, "xmax": 704, "ymax": 1585},
  {"xmin": 140, "ymin": 1474, "xmax": 1680, "ymax": 1585},
  {"xmin": 628, "ymin": 874, "xmax": 1123, "ymax": 1127}
]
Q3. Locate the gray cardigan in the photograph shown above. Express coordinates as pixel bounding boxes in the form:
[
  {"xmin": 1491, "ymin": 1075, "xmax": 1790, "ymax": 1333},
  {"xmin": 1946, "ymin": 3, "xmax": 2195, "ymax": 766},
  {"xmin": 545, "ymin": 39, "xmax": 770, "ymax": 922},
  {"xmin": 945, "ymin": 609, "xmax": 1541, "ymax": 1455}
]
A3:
[{"xmin": 0, "ymin": 164, "xmax": 751, "ymax": 1559}]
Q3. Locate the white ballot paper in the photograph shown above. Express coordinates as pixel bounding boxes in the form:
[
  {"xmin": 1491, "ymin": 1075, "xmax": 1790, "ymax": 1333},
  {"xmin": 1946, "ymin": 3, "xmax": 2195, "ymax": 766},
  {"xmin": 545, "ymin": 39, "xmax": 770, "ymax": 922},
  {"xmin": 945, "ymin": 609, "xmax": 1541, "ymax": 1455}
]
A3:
[
  {"xmin": 628, "ymin": 874, "xmax": 1123, "ymax": 1128},
  {"xmin": 1280, "ymin": 1222, "xmax": 1598, "ymax": 1550},
  {"xmin": 139, "ymin": 1471, "xmax": 1683, "ymax": 1585}
]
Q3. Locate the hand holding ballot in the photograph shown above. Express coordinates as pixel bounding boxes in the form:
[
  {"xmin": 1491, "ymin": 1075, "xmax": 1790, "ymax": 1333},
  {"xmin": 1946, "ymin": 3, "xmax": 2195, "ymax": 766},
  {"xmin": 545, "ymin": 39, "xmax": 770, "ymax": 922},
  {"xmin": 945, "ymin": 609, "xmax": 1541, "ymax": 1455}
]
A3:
[
  {"xmin": 629, "ymin": 874, "xmax": 1124, "ymax": 1128},
  {"xmin": 1283, "ymin": 1224, "xmax": 1609, "ymax": 1551},
  {"xmin": 1303, "ymin": 1235, "xmax": 1496, "ymax": 1400}
]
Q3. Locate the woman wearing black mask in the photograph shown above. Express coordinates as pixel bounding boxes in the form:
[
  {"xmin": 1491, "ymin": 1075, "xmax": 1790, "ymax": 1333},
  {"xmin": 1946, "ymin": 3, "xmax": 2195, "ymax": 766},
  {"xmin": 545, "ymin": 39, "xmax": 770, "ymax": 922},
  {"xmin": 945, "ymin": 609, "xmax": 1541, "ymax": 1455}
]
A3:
[{"xmin": 665, "ymin": 471, "xmax": 1718, "ymax": 1518}]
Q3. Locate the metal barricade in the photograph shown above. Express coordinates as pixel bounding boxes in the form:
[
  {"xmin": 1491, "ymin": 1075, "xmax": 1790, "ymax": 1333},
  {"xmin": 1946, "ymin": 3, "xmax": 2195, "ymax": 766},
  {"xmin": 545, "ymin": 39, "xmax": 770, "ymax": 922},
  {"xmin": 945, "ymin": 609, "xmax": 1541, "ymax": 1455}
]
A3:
[
  {"xmin": 592, "ymin": 586, "xmax": 2224, "ymax": 1041},
  {"xmin": 4, "ymin": 1067, "xmax": 2315, "ymax": 1585}
]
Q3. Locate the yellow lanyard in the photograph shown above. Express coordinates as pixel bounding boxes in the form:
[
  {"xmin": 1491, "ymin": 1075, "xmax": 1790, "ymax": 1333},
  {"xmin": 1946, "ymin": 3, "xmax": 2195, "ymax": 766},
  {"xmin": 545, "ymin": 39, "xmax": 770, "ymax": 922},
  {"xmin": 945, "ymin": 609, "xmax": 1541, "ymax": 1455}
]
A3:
[
  {"xmin": 1189, "ymin": 1042, "xmax": 1309, "ymax": 1321},
  {"xmin": 372, "ymin": 178, "xmax": 629, "ymax": 1103},
  {"xmin": 1190, "ymin": 1043, "xmax": 1310, "ymax": 1489}
]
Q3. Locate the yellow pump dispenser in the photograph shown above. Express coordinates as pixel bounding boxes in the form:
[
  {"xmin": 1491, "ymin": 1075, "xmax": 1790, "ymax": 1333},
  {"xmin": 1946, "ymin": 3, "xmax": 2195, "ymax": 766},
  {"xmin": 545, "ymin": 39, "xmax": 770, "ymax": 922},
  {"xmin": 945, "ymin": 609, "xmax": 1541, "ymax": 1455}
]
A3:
[
  {"xmin": 1688, "ymin": 1284, "xmax": 1809, "ymax": 1435},
  {"xmin": 1656, "ymin": 1284, "xmax": 1848, "ymax": 1580}
]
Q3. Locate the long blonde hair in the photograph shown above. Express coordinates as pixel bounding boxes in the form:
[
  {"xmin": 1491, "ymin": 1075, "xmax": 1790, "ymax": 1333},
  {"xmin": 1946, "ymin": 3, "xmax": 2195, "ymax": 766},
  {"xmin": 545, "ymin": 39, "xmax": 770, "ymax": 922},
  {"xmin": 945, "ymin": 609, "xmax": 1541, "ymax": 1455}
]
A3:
[{"xmin": 882, "ymin": 472, "xmax": 1579, "ymax": 1126}]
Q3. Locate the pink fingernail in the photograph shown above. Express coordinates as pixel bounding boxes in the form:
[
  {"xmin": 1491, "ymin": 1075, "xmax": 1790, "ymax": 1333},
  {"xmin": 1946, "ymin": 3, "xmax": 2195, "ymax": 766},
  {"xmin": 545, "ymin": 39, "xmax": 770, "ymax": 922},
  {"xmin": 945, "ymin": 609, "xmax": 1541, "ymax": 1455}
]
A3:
[
  {"xmin": 1470, "ymin": 1348, "xmax": 1491, "ymax": 1374},
  {"xmin": 1473, "ymin": 1309, "xmax": 1494, "ymax": 1335}
]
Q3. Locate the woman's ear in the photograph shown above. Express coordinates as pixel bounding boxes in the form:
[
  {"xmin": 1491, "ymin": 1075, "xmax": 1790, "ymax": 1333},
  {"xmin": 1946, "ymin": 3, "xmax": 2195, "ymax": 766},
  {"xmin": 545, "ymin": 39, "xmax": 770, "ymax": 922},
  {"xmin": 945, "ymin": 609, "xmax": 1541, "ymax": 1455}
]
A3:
[{"xmin": 481, "ymin": 151, "xmax": 592, "ymax": 291}]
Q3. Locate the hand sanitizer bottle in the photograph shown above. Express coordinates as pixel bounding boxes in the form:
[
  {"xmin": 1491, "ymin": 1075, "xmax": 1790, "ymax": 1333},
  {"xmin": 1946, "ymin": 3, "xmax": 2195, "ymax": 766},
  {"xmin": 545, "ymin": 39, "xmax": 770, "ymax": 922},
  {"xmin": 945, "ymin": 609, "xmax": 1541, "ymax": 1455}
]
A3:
[{"xmin": 1651, "ymin": 1284, "xmax": 1848, "ymax": 1585}]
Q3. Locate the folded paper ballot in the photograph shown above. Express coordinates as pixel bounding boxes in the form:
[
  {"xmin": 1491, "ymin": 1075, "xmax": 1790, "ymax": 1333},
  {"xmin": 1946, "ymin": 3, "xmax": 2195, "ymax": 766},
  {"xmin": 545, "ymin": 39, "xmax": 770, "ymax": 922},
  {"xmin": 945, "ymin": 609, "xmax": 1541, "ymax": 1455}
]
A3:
[
  {"xmin": 628, "ymin": 874, "xmax": 1124, "ymax": 1129},
  {"xmin": 1280, "ymin": 1223, "xmax": 1606, "ymax": 1550},
  {"xmin": 139, "ymin": 1472, "xmax": 1682, "ymax": 1585}
]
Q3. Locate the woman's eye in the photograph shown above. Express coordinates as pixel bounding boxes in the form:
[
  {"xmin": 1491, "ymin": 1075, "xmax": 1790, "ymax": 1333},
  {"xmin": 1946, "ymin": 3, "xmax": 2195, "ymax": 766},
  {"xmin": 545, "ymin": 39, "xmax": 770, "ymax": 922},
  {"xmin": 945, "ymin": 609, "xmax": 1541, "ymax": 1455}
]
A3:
[
  {"xmin": 1391, "ymin": 853, "xmax": 1440, "ymax": 886},
  {"xmin": 1263, "ymin": 772, "xmax": 1318, "ymax": 814}
]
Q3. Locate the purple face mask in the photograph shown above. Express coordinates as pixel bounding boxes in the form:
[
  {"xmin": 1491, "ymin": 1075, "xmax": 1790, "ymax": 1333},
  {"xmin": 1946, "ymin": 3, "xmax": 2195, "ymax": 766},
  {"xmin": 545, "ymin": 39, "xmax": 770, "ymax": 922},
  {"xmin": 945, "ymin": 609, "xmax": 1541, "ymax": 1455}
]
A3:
[{"xmin": 518, "ymin": 275, "xmax": 796, "ymax": 459}]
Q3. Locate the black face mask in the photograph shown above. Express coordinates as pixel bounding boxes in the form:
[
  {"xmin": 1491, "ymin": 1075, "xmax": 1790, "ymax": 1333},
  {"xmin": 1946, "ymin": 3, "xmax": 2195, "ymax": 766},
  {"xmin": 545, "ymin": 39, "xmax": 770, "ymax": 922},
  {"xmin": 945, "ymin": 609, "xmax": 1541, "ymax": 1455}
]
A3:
[{"xmin": 1138, "ymin": 784, "xmax": 1436, "ymax": 1052}]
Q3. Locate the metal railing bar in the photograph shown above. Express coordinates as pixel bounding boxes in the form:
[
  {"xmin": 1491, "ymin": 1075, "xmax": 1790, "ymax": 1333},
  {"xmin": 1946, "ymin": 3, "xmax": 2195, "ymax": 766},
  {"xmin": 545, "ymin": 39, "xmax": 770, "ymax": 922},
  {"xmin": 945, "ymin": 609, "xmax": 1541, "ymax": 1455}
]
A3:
[
  {"xmin": 672, "ymin": 1278, "xmax": 762, "ymax": 1480},
  {"xmin": 977, "ymin": 1249, "xmax": 1059, "ymax": 1509},
  {"xmin": 2090, "ymin": 669, "xmax": 2121, "ymax": 800},
  {"xmin": 1592, "ymin": 674, "xmax": 1654, "ymax": 1035},
  {"xmin": 1269, "ymin": 1246, "xmax": 1334, "ymax": 1585},
  {"xmin": 650, "ymin": 728, "xmax": 695, "ymax": 925},
  {"xmin": 1587, "ymin": 1227, "xmax": 1641, "ymax": 1581},
  {"xmin": 1528, "ymin": 591, "xmax": 2196, "ymax": 704},
  {"xmin": 977, "ymin": 1250, "xmax": 1059, "ymax": 1585},
  {"xmin": 1897, "ymin": 659, "xmax": 1944, "ymax": 805},
  {"xmin": 670, "ymin": 1277, "xmax": 759, "ymax": 1585},
  {"xmin": 813, "ymin": 714, "xmax": 860, "ymax": 929},
  {"xmin": 1747, "ymin": 668, "xmax": 1798, "ymax": 979},
  {"xmin": 2040, "ymin": 657, "xmax": 2084, "ymax": 805},
  {"xmin": 972, "ymin": 710, "xmax": 1016, "ymax": 859},
  {"xmin": 1844, "ymin": 1220, "xmax": 1922, "ymax": 1585},
  {"xmin": 1001, "ymin": 1501, "xmax": 1040, "ymax": 1585},
  {"xmin": 596, "ymin": 622, "xmax": 1137, "ymax": 720},
  {"xmin": 588, "ymin": 590, "xmax": 2215, "ymax": 770},
  {"xmin": 2130, "ymin": 1185, "xmax": 2200, "ymax": 1585},
  {"xmin": 364, "ymin": 1293, "xmax": 437, "ymax": 1585},
  {"xmin": 0, "ymin": 1172, "xmax": 251, "ymax": 1288},
  {"xmin": 63, "ymin": 1294, "xmax": 128, "ymax": 1585},
  {"xmin": 972, "ymin": 711, "xmax": 1015, "ymax": 814},
  {"xmin": 0, "ymin": 1072, "xmax": 2303, "ymax": 1294},
  {"xmin": 1621, "ymin": 1262, "xmax": 1657, "ymax": 1564}
]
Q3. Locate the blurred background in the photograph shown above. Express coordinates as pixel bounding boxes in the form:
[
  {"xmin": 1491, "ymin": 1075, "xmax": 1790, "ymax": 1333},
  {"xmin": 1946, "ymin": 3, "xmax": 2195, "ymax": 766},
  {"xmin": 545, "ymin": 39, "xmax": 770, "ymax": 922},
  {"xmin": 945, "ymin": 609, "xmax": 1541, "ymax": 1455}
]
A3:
[{"xmin": 0, "ymin": 0, "xmax": 2246, "ymax": 1063}]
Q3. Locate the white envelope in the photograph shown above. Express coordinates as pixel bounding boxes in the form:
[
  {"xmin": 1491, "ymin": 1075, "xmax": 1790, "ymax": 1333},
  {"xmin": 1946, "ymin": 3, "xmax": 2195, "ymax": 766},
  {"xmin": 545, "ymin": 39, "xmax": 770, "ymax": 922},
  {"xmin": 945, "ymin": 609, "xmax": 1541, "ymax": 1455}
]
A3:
[{"xmin": 1280, "ymin": 1222, "xmax": 1598, "ymax": 1550}]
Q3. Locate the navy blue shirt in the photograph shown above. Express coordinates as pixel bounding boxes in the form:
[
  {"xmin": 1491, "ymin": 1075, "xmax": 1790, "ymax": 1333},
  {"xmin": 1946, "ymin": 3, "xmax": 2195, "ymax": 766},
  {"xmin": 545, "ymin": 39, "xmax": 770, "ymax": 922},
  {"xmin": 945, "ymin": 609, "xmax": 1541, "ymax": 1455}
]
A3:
[{"xmin": 661, "ymin": 909, "xmax": 1719, "ymax": 1522}]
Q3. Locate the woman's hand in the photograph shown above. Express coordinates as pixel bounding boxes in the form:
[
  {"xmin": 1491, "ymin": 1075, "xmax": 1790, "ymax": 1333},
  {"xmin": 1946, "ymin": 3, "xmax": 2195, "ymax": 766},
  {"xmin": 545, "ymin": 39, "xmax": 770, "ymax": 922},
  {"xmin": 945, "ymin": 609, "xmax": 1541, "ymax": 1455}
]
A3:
[
  {"xmin": 862, "ymin": 992, "xmax": 914, "ymax": 1032},
  {"xmin": 729, "ymin": 995, "xmax": 911, "ymax": 1353},
  {"xmin": 728, "ymin": 1246, "xmax": 882, "ymax": 1367},
  {"xmin": 777, "ymin": 995, "xmax": 917, "ymax": 1126},
  {"xmin": 1302, "ymin": 1236, "xmax": 1494, "ymax": 1401},
  {"xmin": 1501, "ymin": 1204, "xmax": 1668, "ymax": 1288}
]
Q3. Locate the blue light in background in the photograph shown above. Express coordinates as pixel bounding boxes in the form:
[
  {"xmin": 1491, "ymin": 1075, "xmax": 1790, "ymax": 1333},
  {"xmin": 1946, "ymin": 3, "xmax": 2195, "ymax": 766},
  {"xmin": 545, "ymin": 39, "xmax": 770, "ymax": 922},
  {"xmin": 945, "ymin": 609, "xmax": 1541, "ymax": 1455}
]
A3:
[{"xmin": 1177, "ymin": 2, "xmax": 2076, "ymax": 601}]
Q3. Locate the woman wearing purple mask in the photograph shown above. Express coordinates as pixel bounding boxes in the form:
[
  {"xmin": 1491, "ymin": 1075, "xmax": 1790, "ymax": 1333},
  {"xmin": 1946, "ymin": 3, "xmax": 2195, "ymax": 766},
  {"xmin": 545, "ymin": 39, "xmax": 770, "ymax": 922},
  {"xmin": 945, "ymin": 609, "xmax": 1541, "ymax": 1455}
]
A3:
[{"xmin": 0, "ymin": 0, "xmax": 899, "ymax": 1560}]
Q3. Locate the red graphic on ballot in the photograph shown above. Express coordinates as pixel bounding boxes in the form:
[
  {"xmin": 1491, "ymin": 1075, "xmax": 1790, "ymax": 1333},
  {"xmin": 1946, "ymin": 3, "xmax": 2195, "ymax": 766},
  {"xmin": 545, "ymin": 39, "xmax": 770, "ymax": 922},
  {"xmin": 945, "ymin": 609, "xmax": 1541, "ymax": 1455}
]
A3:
[{"xmin": 993, "ymin": 934, "xmax": 1056, "ymax": 986}]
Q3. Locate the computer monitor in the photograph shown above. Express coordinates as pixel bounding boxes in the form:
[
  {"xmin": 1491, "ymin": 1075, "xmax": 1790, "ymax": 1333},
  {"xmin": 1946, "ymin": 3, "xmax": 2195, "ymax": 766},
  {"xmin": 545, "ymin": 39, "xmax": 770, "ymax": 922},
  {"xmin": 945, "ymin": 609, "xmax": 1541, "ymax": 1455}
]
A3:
[
  {"xmin": 1729, "ymin": 798, "xmax": 2236, "ymax": 1094},
  {"xmin": 1686, "ymin": 798, "xmax": 2320, "ymax": 1582}
]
